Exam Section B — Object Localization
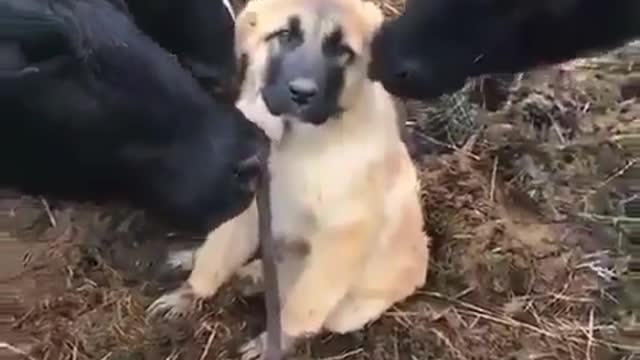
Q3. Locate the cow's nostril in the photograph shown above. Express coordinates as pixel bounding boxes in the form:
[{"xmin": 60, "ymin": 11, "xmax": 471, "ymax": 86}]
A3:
[
  {"xmin": 394, "ymin": 61, "xmax": 421, "ymax": 81},
  {"xmin": 396, "ymin": 69, "xmax": 410, "ymax": 79}
]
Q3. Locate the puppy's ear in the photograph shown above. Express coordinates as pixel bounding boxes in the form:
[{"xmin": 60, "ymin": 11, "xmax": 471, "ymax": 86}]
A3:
[
  {"xmin": 235, "ymin": 10, "xmax": 258, "ymax": 58},
  {"xmin": 361, "ymin": 1, "xmax": 384, "ymax": 38}
]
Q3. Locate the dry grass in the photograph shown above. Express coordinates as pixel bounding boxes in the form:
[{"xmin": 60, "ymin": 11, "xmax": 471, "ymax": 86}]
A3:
[{"xmin": 3, "ymin": 1, "xmax": 640, "ymax": 359}]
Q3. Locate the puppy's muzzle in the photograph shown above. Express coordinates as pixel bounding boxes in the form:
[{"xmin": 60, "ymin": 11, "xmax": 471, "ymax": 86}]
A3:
[{"xmin": 288, "ymin": 77, "xmax": 318, "ymax": 106}]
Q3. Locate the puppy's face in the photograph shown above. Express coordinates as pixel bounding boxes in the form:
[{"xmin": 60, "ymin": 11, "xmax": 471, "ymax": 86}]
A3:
[{"xmin": 236, "ymin": 0, "xmax": 383, "ymax": 125}]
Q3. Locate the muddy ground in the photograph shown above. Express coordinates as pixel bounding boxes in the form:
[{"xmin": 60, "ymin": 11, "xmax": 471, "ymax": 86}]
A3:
[{"xmin": 2, "ymin": 3, "xmax": 639, "ymax": 360}]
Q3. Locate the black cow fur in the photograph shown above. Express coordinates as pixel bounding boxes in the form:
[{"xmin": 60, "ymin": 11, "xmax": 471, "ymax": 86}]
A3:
[
  {"xmin": 122, "ymin": 0, "xmax": 239, "ymax": 102},
  {"xmin": 0, "ymin": 0, "xmax": 268, "ymax": 233},
  {"xmin": 369, "ymin": 0, "xmax": 640, "ymax": 99}
]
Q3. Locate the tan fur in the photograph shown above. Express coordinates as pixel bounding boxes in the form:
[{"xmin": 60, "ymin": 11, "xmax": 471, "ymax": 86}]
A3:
[{"xmin": 147, "ymin": 0, "xmax": 430, "ymax": 357}]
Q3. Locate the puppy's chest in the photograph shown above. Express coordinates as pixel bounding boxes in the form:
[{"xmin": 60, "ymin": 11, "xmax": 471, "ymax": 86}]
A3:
[{"xmin": 268, "ymin": 140, "xmax": 370, "ymax": 239}]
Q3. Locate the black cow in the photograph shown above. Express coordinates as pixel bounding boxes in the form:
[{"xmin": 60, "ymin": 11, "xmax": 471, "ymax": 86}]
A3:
[
  {"xmin": 369, "ymin": 0, "xmax": 640, "ymax": 99},
  {"xmin": 121, "ymin": 0, "xmax": 239, "ymax": 102},
  {"xmin": 0, "ymin": 0, "xmax": 268, "ymax": 232}
]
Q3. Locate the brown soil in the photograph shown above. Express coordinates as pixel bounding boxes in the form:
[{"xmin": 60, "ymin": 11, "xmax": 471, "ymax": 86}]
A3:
[{"xmin": 2, "ymin": 2, "xmax": 639, "ymax": 359}]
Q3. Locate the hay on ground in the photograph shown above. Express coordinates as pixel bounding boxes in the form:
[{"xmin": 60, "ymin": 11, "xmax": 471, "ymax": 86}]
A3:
[{"xmin": 3, "ymin": 1, "xmax": 639, "ymax": 359}]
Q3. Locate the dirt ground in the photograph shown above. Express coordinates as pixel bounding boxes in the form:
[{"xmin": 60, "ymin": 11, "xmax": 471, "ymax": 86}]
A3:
[{"xmin": 2, "ymin": 2, "xmax": 640, "ymax": 359}]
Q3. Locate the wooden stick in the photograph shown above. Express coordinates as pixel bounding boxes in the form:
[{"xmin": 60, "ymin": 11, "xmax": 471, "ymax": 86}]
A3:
[{"xmin": 256, "ymin": 147, "xmax": 283, "ymax": 360}]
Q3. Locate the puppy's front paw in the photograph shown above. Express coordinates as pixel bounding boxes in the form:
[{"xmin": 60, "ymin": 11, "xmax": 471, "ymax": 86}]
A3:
[
  {"xmin": 281, "ymin": 299, "xmax": 326, "ymax": 338},
  {"xmin": 146, "ymin": 283, "xmax": 197, "ymax": 320}
]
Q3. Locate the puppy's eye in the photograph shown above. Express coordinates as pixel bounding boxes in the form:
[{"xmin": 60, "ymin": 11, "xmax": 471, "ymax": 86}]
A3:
[
  {"xmin": 267, "ymin": 29, "xmax": 294, "ymax": 44},
  {"xmin": 277, "ymin": 30, "xmax": 291, "ymax": 40}
]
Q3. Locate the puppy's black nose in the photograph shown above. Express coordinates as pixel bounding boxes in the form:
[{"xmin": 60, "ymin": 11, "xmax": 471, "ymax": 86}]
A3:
[{"xmin": 288, "ymin": 77, "xmax": 317, "ymax": 105}]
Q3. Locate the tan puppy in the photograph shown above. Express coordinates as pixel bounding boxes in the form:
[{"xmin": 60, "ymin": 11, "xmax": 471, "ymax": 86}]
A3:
[{"xmin": 148, "ymin": 0, "xmax": 430, "ymax": 358}]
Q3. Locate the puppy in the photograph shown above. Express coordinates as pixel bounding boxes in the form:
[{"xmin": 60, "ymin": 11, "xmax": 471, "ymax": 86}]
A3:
[{"xmin": 148, "ymin": 0, "xmax": 430, "ymax": 358}]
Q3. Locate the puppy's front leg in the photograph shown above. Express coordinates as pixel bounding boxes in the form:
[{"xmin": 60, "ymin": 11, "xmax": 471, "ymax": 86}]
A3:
[
  {"xmin": 147, "ymin": 201, "xmax": 259, "ymax": 319},
  {"xmin": 188, "ymin": 207, "xmax": 258, "ymax": 297},
  {"xmin": 281, "ymin": 220, "xmax": 374, "ymax": 337}
]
